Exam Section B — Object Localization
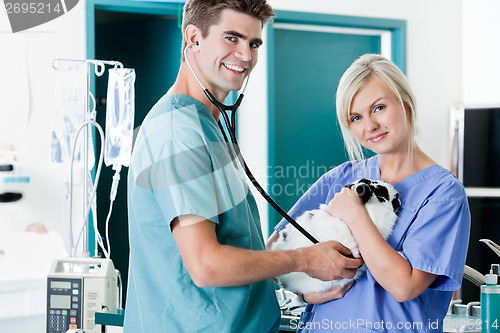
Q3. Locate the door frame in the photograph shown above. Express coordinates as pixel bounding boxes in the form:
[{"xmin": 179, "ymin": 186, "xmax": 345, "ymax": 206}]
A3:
[{"xmin": 267, "ymin": 11, "xmax": 406, "ymax": 233}]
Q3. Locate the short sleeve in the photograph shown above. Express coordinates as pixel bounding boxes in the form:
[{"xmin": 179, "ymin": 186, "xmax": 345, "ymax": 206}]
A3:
[
  {"xmin": 274, "ymin": 173, "xmax": 331, "ymax": 232},
  {"xmin": 134, "ymin": 135, "xmax": 220, "ymax": 226},
  {"xmin": 273, "ymin": 162, "xmax": 360, "ymax": 232},
  {"xmin": 402, "ymin": 197, "xmax": 470, "ymax": 291}
]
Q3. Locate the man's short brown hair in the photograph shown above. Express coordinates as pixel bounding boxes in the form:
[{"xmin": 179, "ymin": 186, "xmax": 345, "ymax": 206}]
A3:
[{"xmin": 180, "ymin": 0, "xmax": 275, "ymax": 60}]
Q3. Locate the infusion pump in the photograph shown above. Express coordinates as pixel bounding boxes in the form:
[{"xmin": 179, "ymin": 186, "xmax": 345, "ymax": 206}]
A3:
[{"xmin": 46, "ymin": 258, "xmax": 118, "ymax": 333}]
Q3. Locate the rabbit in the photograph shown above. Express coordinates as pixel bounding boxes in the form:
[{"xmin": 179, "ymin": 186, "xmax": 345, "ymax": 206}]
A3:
[{"xmin": 271, "ymin": 178, "xmax": 401, "ymax": 294}]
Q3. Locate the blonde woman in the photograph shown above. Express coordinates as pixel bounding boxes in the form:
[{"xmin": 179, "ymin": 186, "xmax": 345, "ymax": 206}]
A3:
[{"xmin": 268, "ymin": 54, "xmax": 470, "ymax": 332}]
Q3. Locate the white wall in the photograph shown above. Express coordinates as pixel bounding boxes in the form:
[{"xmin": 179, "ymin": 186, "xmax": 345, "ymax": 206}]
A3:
[
  {"xmin": 240, "ymin": 0, "xmax": 463, "ymax": 235},
  {"xmin": 0, "ymin": 0, "xmax": 498, "ymax": 240},
  {"xmin": 0, "ymin": 3, "xmax": 86, "ymax": 242},
  {"xmin": 462, "ymin": 0, "xmax": 500, "ymax": 106}
]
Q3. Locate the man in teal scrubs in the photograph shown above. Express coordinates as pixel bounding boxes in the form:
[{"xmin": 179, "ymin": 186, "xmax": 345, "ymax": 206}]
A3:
[{"xmin": 124, "ymin": 1, "xmax": 363, "ymax": 332}]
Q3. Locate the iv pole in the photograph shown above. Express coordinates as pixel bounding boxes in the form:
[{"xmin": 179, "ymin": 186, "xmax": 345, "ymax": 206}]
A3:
[{"xmin": 52, "ymin": 58, "xmax": 123, "ymax": 257}]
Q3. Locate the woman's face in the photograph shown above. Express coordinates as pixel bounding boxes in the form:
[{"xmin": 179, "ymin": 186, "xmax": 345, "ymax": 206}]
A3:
[{"xmin": 348, "ymin": 76, "xmax": 410, "ymax": 156}]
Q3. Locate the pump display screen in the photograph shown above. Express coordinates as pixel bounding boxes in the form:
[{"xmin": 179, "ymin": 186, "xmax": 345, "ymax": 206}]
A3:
[
  {"xmin": 50, "ymin": 295, "xmax": 71, "ymax": 309},
  {"xmin": 50, "ymin": 281, "xmax": 71, "ymax": 289}
]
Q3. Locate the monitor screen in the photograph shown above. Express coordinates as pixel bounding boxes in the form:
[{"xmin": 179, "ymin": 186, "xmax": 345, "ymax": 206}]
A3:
[
  {"xmin": 50, "ymin": 295, "xmax": 71, "ymax": 309},
  {"xmin": 463, "ymin": 107, "xmax": 500, "ymax": 188}
]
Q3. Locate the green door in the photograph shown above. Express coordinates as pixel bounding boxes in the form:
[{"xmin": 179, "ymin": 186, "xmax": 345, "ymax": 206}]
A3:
[{"xmin": 268, "ymin": 13, "xmax": 406, "ymax": 232}]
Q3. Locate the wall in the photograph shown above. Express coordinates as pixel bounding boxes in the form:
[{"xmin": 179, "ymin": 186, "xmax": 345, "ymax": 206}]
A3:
[
  {"xmin": 0, "ymin": 3, "xmax": 86, "ymax": 247},
  {"xmin": 240, "ymin": 0, "xmax": 463, "ymax": 235},
  {"xmin": 462, "ymin": 0, "xmax": 500, "ymax": 106}
]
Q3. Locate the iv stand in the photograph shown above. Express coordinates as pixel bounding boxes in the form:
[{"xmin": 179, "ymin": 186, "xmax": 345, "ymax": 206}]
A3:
[{"xmin": 52, "ymin": 58, "xmax": 123, "ymax": 257}]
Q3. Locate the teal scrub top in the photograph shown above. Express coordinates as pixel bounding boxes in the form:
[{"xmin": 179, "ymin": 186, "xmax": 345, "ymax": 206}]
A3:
[{"xmin": 124, "ymin": 94, "xmax": 280, "ymax": 333}]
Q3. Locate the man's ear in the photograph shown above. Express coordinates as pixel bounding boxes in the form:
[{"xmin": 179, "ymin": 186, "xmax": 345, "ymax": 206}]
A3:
[{"xmin": 185, "ymin": 24, "xmax": 201, "ymax": 48}]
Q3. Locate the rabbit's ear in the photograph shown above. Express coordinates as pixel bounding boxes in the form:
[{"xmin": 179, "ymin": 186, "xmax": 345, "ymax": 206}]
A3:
[
  {"xmin": 356, "ymin": 183, "xmax": 373, "ymax": 204},
  {"xmin": 358, "ymin": 178, "xmax": 372, "ymax": 185},
  {"xmin": 392, "ymin": 193, "xmax": 401, "ymax": 212}
]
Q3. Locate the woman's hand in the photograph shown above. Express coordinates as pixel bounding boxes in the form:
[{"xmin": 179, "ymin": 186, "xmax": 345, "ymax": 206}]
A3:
[
  {"xmin": 266, "ymin": 231, "xmax": 279, "ymax": 250},
  {"xmin": 324, "ymin": 187, "xmax": 366, "ymax": 226},
  {"xmin": 301, "ymin": 280, "xmax": 355, "ymax": 304}
]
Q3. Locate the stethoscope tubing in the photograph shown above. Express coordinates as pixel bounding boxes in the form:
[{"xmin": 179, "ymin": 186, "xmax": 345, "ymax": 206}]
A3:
[{"xmin": 217, "ymin": 101, "xmax": 319, "ymax": 244}]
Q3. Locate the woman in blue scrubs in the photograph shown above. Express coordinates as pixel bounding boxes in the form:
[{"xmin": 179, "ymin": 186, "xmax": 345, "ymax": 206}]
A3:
[{"xmin": 268, "ymin": 54, "xmax": 470, "ymax": 332}]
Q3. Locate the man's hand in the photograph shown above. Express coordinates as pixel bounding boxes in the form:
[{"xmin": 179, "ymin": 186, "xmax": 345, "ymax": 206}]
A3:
[
  {"xmin": 296, "ymin": 240, "xmax": 363, "ymax": 282},
  {"xmin": 302, "ymin": 280, "xmax": 355, "ymax": 304}
]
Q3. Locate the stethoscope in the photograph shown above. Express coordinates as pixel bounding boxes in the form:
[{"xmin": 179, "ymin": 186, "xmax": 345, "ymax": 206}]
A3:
[{"xmin": 184, "ymin": 42, "xmax": 319, "ymax": 244}]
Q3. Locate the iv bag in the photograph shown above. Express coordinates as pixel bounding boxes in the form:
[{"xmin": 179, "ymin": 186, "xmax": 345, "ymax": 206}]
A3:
[
  {"xmin": 51, "ymin": 68, "xmax": 95, "ymax": 174},
  {"xmin": 105, "ymin": 68, "xmax": 135, "ymax": 167}
]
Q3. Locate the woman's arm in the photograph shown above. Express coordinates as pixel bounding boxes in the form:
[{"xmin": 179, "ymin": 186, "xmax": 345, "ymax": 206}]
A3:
[{"xmin": 325, "ymin": 187, "xmax": 437, "ymax": 302}]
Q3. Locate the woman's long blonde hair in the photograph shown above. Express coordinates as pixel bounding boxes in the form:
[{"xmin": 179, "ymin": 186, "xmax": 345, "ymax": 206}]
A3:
[{"xmin": 336, "ymin": 54, "xmax": 418, "ymax": 163}]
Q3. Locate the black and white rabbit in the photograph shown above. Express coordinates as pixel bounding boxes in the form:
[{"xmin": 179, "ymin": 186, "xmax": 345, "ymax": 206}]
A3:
[{"xmin": 271, "ymin": 178, "xmax": 401, "ymax": 294}]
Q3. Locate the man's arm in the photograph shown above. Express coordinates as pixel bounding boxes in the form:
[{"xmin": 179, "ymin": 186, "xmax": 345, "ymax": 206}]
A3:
[
  {"xmin": 172, "ymin": 214, "xmax": 362, "ymax": 288},
  {"xmin": 266, "ymin": 230, "xmax": 358, "ymax": 304}
]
